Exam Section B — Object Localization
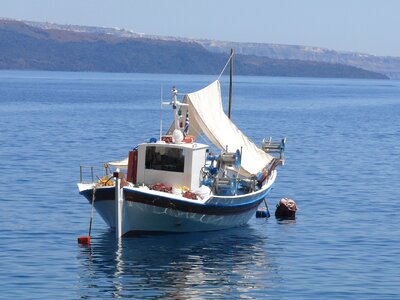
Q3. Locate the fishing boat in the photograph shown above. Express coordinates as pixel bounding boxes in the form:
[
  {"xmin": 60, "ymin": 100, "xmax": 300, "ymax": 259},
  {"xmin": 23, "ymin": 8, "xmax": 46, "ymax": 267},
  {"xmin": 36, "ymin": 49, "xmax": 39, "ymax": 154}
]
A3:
[{"xmin": 77, "ymin": 53, "xmax": 286, "ymax": 237}]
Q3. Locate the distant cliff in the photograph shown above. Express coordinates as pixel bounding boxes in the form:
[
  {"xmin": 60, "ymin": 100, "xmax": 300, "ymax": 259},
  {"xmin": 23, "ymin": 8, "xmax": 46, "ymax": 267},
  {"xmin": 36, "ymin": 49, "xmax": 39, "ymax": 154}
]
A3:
[
  {"xmin": 0, "ymin": 19, "xmax": 389, "ymax": 79},
  {"xmin": 198, "ymin": 40, "xmax": 400, "ymax": 80}
]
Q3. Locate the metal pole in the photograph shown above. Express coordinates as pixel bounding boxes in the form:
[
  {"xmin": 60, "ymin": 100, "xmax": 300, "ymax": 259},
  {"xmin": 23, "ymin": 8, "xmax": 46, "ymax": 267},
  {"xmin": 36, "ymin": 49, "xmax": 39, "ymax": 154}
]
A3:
[
  {"xmin": 91, "ymin": 167, "xmax": 94, "ymax": 183},
  {"xmin": 114, "ymin": 170, "xmax": 123, "ymax": 239},
  {"xmin": 172, "ymin": 86, "xmax": 179, "ymax": 130},
  {"xmin": 88, "ymin": 186, "xmax": 96, "ymax": 236},
  {"xmin": 228, "ymin": 48, "xmax": 233, "ymax": 119},
  {"xmin": 263, "ymin": 198, "xmax": 271, "ymax": 218}
]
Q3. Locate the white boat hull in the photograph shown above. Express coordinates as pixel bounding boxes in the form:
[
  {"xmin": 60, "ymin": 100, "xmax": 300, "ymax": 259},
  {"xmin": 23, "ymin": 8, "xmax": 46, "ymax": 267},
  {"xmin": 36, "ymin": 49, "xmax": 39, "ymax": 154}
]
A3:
[
  {"xmin": 94, "ymin": 200, "xmax": 260, "ymax": 234},
  {"xmin": 79, "ymin": 171, "xmax": 276, "ymax": 235}
]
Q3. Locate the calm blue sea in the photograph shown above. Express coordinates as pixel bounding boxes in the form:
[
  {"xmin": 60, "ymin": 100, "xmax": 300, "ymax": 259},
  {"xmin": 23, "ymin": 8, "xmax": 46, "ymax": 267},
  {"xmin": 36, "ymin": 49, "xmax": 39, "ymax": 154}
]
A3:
[{"xmin": 0, "ymin": 71, "xmax": 399, "ymax": 299}]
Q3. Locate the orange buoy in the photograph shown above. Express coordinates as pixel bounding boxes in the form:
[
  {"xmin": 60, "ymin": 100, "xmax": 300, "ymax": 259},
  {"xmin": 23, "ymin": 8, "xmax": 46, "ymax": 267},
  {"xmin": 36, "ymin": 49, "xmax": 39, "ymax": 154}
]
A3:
[
  {"xmin": 182, "ymin": 135, "xmax": 195, "ymax": 143},
  {"xmin": 78, "ymin": 236, "xmax": 91, "ymax": 245}
]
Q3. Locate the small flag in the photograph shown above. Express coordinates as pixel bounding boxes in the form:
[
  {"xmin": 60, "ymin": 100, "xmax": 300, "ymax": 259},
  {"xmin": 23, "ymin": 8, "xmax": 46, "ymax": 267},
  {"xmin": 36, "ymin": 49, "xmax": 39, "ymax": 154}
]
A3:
[{"xmin": 183, "ymin": 111, "xmax": 189, "ymax": 136}]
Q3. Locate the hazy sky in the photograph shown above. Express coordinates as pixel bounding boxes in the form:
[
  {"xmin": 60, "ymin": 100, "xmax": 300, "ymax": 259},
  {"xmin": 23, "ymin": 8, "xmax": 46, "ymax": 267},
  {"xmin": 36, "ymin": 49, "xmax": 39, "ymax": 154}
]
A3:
[{"xmin": 1, "ymin": 0, "xmax": 399, "ymax": 57}]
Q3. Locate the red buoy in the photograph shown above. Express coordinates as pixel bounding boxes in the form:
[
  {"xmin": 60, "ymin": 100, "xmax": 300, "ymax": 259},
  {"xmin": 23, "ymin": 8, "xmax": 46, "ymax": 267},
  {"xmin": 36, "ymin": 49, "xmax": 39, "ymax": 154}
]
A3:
[
  {"xmin": 78, "ymin": 186, "xmax": 96, "ymax": 246},
  {"xmin": 78, "ymin": 236, "xmax": 91, "ymax": 245}
]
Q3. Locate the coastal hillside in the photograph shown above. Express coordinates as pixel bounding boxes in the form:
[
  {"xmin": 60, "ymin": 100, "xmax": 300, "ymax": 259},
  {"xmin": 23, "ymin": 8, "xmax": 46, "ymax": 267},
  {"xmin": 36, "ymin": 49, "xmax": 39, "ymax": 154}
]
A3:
[
  {"xmin": 198, "ymin": 40, "xmax": 400, "ymax": 80},
  {"xmin": 0, "ymin": 19, "xmax": 388, "ymax": 79}
]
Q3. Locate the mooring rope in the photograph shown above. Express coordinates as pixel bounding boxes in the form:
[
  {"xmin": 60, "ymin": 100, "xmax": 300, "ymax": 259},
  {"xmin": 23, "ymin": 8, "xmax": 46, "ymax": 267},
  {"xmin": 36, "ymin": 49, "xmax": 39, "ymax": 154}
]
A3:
[{"xmin": 88, "ymin": 185, "xmax": 96, "ymax": 236}]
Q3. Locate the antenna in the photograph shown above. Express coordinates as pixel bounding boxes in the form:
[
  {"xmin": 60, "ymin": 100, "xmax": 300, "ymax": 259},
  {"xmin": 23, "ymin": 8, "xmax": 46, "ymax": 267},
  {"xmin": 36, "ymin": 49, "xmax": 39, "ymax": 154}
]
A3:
[
  {"xmin": 159, "ymin": 86, "xmax": 188, "ymax": 141},
  {"xmin": 159, "ymin": 84, "xmax": 163, "ymax": 141},
  {"xmin": 172, "ymin": 86, "xmax": 179, "ymax": 130}
]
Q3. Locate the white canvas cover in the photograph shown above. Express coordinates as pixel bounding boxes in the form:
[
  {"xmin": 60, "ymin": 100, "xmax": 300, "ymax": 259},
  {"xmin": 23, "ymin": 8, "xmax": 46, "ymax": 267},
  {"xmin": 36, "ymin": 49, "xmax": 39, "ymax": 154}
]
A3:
[
  {"xmin": 184, "ymin": 80, "xmax": 273, "ymax": 176},
  {"xmin": 107, "ymin": 157, "xmax": 128, "ymax": 168}
]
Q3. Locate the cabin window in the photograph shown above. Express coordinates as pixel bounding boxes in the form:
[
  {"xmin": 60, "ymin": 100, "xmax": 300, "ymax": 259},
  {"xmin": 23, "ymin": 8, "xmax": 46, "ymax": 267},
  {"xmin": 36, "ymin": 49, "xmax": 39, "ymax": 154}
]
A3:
[{"xmin": 145, "ymin": 146, "xmax": 185, "ymax": 173}]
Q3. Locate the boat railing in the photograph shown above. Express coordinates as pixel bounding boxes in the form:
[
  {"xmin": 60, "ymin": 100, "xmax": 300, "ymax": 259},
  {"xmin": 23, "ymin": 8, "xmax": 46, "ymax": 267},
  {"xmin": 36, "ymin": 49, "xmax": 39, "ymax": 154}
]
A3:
[{"xmin": 79, "ymin": 165, "xmax": 111, "ymax": 183}]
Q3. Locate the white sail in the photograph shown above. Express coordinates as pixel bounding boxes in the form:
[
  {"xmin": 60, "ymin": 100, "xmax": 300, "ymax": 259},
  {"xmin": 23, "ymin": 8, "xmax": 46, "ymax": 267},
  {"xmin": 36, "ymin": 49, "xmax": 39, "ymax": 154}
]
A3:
[{"xmin": 184, "ymin": 80, "xmax": 273, "ymax": 176}]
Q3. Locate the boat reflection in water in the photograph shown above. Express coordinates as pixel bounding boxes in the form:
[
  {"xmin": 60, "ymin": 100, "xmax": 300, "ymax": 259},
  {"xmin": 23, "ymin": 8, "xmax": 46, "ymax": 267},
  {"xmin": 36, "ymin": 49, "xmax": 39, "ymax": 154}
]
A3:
[{"xmin": 77, "ymin": 226, "xmax": 281, "ymax": 298}]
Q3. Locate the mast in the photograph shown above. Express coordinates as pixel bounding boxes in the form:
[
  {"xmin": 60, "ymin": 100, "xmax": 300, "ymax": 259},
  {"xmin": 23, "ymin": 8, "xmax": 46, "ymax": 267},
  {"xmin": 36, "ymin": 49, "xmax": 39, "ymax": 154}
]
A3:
[
  {"xmin": 228, "ymin": 48, "xmax": 233, "ymax": 119},
  {"xmin": 159, "ymin": 84, "xmax": 163, "ymax": 141}
]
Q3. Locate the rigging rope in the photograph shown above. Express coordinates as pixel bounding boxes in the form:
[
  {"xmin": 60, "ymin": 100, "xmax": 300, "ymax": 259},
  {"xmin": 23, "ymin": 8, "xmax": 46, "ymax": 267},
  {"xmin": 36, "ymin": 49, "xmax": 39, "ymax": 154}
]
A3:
[{"xmin": 217, "ymin": 51, "xmax": 234, "ymax": 81}]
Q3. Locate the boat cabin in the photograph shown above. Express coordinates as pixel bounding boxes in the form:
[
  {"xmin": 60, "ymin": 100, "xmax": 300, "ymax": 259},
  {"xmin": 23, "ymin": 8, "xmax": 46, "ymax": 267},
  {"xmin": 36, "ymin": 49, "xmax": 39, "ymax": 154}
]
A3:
[{"xmin": 134, "ymin": 141, "xmax": 208, "ymax": 190}]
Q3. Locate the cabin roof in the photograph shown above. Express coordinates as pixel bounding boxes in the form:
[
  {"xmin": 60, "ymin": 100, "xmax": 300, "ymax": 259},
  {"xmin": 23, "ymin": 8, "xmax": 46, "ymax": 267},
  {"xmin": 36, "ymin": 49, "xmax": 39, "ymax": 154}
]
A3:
[{"xmin": 138, "ymin": 141, "xmax": 208, "ymax": 150}]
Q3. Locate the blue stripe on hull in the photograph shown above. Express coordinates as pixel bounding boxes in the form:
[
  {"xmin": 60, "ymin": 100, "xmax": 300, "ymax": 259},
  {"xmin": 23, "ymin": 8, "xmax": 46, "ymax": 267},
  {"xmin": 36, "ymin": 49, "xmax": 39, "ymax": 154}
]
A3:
[{"xmin": 80, "ymin": 186, "xmax": 272, "ymax": 216}]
